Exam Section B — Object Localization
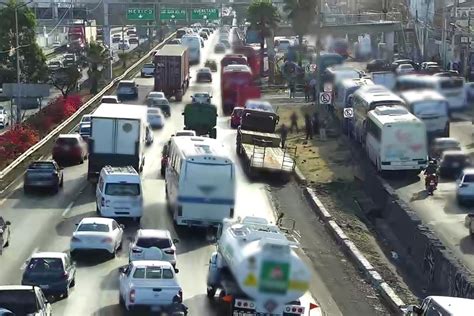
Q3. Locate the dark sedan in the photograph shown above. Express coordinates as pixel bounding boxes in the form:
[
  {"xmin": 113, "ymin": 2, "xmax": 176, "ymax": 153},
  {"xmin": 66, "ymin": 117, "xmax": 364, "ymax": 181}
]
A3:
[
  {"xmin": 438, "ymin": 150, "xmax": 470, "ymax": 178},
  {"xmin": 24, "ymin": 160, "xmax": 63, "ymax": 194},
  {"xmin": 196, "ymin": 67, "xmax": 212, "ymax": 82},
  {"xmin": 366, "ymin": 59, "xmax": 391, "ymax": 72},
  {"xmin": 22, "ymin": 252, "xmax": 76, "ymax": 297}
]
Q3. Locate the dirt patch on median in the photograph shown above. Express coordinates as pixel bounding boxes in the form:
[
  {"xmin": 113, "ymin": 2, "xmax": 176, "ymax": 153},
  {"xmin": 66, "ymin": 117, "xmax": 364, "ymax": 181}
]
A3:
[{"xmin": 274, "ymin": 100, "xmax": 418, "ymax": 304}]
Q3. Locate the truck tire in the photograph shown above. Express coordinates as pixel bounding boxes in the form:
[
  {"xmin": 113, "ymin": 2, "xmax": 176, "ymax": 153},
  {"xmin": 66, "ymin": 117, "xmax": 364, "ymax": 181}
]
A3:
[
  {"xmin": 176, "ymin": 91, "xmax": 183, "ymax": 102},
  {"xmin": 210, "ymin": 128, "xmax": 217, "ymax": 139}
]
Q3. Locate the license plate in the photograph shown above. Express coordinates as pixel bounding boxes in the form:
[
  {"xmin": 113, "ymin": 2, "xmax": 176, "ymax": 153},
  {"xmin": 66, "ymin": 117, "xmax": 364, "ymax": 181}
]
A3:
[
  {"xmin": 452, "ymin": 162, "xmax": 460, "ymax": 167},
  {"xmin": 151, "ymin": 305, "xmax": 161, "ymax": 311},
  {"xmin": 430, "ymin": 181, "xmax": 435, "ymax": 185}
]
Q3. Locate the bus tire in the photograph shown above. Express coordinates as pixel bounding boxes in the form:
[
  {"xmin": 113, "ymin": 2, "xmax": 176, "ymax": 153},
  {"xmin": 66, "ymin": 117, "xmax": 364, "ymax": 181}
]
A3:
[
  {"xmin": 176, "ymin": 91, "xmax": 183, "ymax": 102},
  {"xmin": 207, "ymin": 287, "xmax": 216, "ymax": 299},
  {"xmin": 210, "ymin": 128, "xmax": 217, "ymax": 139}
]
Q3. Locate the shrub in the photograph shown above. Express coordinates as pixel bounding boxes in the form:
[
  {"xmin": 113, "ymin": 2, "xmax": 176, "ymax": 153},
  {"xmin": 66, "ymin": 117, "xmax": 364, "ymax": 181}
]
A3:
[{"xmin": 0, "ymin": 125, "xmax": 40, "ymax": 167}]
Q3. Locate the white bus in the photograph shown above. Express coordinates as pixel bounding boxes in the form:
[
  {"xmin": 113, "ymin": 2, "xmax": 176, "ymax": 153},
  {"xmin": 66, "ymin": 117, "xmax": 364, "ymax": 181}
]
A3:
[
  {"xmin": 165, "ymin": 136, "xmax": 236, "ymax": 227},
  {"xmin": 181, "ymin": 35, "xmax": 201, "ymax": 64},
  {"xmin": 395, "ymin": 74, "xmax": 466, "ymax": 111},
  {"xmin": 365, "ymin": 105, "xmax": 428, "ymax": 172},
  {"xmin": 399, "ymin": 89, "xmax": 450, "ymax": 137},
  {"xmin": 351, "ymin": 85, "xmax": 405, "ymax": 143}
]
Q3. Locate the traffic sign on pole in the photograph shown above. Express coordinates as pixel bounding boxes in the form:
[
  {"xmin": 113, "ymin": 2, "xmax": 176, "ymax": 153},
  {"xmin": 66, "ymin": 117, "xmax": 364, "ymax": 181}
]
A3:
[
  {"xmin": 127, "ymin": 8, "xmax": 155, "ymax": 21},
  {"xmin": 319, "ymin": 92, "xmax": 332, "ymax": 105},
  {"xmin": 343, "ymin": 108, "xmax": 354, "ymax": 118},
  {"xmin": 160, "ymin": 8, "xmax": 187, "ymax": 21},
  {"xmin": 191, "ymin": 8, "xmax": 219, "ymax": 21}
]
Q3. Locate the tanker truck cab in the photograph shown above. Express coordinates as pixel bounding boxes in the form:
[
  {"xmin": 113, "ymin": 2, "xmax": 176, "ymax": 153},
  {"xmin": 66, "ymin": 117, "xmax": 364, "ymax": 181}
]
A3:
[
  {"xmin": 406, "ymin": 296, "xmax": 474, "ymax": 316},
  {"xmin": 165, "ymin": 136, "xmax": 235, "ymax": 227}
]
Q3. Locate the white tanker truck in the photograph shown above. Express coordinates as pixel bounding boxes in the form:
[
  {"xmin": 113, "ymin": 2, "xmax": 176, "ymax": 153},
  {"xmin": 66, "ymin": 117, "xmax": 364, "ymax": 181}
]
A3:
[{"xmin": 206, "ymin": 216, "xmax": 311, "ymax": 315}]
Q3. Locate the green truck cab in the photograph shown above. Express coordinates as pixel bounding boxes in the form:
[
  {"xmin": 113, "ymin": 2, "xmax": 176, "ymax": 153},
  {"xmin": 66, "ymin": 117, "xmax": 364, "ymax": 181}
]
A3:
[{"xmin": 182, "ymin": 97, "xmax": 218, "ymax": 139}]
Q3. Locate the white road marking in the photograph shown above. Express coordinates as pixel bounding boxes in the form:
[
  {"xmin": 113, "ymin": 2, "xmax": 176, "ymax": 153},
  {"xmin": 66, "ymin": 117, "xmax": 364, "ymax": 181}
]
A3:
[{"xmin": 62, "ymin": 201, "xmax": 75, "ymax": 218}]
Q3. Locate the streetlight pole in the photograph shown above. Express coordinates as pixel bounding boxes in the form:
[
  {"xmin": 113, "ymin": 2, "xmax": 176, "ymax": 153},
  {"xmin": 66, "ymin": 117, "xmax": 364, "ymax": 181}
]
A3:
[{"xmin": 14, "ymin": 6, "xmax": 21, "ymax": 124}]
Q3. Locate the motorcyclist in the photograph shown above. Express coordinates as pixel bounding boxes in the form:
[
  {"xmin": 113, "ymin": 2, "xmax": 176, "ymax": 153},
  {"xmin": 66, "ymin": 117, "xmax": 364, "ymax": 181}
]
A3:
[{"xmin": 424, "ymin": 159, "xmax": 438, "ymax": 188}]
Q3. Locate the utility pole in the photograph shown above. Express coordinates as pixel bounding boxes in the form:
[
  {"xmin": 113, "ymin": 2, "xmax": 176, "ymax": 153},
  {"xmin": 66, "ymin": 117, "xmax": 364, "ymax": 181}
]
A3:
[
  {"xmin": 441, "ymin": 5, "xmax": 448, "ymax": 68},
  {"xmin": 14, "ymin": 6, "xmax": 21, "ymax": 124},
  {"xmin": 315, "ymin": 0, "xmax": 321, "ymax": 109}
]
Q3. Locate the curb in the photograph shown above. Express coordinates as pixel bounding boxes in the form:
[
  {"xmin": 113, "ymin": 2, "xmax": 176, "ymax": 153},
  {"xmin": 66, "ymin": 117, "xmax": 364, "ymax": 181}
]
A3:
[{"xmin": 296, "ymin": 171, "xmax": 405, "ymax": 314}]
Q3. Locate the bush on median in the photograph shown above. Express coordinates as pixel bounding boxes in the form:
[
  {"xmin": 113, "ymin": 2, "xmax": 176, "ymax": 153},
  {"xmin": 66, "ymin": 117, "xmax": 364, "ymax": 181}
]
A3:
[{"xmin": 0, "ymin": 95, "xmax": 83, "ymax": 169}]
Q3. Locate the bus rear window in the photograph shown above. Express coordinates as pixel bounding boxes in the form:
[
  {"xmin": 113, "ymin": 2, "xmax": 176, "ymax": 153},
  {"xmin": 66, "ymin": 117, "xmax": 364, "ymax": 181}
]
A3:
[
  {"xmin": 369, "ymin": 101, "xmax": 403, "ymax": 110},
  {"xmin": 440, "ymin": 78, "xmax": 464, "ymax": 89}
]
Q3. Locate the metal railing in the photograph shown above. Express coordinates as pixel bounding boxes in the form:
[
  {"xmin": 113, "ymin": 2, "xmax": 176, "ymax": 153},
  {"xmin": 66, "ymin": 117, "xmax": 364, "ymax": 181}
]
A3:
[{"xmin": 0, "ymin": 32, "xmax": 176, "ymax": 190}]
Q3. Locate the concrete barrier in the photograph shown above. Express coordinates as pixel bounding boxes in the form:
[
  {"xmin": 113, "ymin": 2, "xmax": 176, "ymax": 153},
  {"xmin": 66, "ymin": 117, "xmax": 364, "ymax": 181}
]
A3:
[
  {"xmin": 0, "ymin": 32, "xmax": 176, "ymax": 193},
  {"xmin": 362, "ymin": 168, "xmax": 474, "ymax": 298}
]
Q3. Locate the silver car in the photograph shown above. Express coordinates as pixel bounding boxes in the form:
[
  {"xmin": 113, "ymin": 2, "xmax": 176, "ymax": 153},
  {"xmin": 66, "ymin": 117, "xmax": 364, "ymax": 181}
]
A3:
[{"xmin": 128, "ymin": 229, "xmax": 178, "ymax": 267}]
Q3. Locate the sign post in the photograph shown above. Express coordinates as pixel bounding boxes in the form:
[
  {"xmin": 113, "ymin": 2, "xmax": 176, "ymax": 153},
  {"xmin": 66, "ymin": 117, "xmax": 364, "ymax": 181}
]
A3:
[
  {"xmin": 319, "ymin": 92, "xmax": 332, "ymax": 105},
  {"xmin": 126, "ymin": 8, "xmax": 155, "ymax": 21}
]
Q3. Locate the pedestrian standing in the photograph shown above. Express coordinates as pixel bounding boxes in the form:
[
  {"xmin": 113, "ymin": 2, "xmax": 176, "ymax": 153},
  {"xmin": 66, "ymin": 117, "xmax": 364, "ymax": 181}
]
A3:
[
  {"xmin": 280, "ymin": 124, "xmax": 288, "ymax": 148},
  {"xmin": 320, "ymin": 118, "xmax": 327, "ymax": 141},
  {"xmin": 304, "ymin": 114, "xmax": 313, "ymax": 140},
  {"xmin": 312, "ymin": 112, "xmax": 319, "ymax": 135},
  {"xmin": 290, "ymin": 111, "xmax": 299, "ymax": 133},
  {"xmin": 289, "ymin": 81, "xmax": 296, "ymax": 99},
  {"xmin": 309, "ymin": 77, "xmax": 317, "ymax": 101},
  {"xmin": 304, "ymin": 81, "xmax": 310, "ymax": 102}
]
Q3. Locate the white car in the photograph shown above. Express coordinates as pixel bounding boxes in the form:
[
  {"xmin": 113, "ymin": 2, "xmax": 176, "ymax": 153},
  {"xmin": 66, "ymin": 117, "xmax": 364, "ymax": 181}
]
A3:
[
  {"xmin": 129, "ymin": 229, "xmax": 178, "ymax": 267},
  {"xmin": 147, "ymin": 108, "xmax": 165, "ymax": 128},
  {"xmin": 396, "ymin": 64, "xmax": 415, "ymax": 75},
  {"xmin": 101, "ymin": 95, "xmax": 120, "ymax": 104},
  {"xmin": 118, "ymin": 40, "xmax": 130, "ymax": 50},
  {"xmin": 146, "ymin": 91, "xmax": 166, "ymax": 104},
  {"xmin": 70, "ymin": 217, "xmax": 124, "ymax": 258},
  {"xmin": 191, "ymin": 92, "xmax": 212, "ymax": 104},
  {"xmin": 0, "ymin": 106, "xmax": 9, "ymax": 128},
  {"xmin": 457, "ymin": 168, "xmax": 474, "ymax": 206},
  {"xmin": 141, "ymin": 63, "xmax": 155, "ymax": 77},
  {"xmin": 118, "ymin": 260, "xmax": 182, "ymax": 312},
  {"xmin": 80, "ymin": 114, "xmax": 92, "ymax": 124}
]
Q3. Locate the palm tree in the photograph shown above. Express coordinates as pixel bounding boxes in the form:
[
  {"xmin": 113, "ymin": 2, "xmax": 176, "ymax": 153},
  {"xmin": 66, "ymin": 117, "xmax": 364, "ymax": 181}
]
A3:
[
  {"xmin": 247, "ymin": 0, "xmax": 280, "ymax": 79},
  {"xmin": 283, "ymin": 0, "xmax": 317, "ymax": 46},
  {"xmin": 86, "ymin": 42, "xmax": 109, "ymax": 94},
  {"xmin": 118, "ymin": 52, "xmax": 131, "ymax": 69}
]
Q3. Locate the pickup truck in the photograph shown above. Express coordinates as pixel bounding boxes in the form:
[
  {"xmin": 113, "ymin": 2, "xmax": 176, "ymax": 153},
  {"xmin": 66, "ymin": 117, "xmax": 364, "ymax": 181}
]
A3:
[
  {"xmin": 118, "ymin": 260, "xmax": 182, "ymax": 312},
  {"xmin": 24, "ymin": 160, "xmax": 64, "ymax": 194},
  {"xmin": 0, "ymin": 285, "xmax": 52, "ymax": 316}
]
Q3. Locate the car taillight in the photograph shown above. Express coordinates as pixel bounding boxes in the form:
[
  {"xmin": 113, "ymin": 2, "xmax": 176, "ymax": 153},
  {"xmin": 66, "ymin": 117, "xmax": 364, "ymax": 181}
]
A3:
[
  {"xmin": 129, "ymin": 289, "xmax": 136, "ymax": 303},
  {"xmin": 102, "ymin": 237, "xmax": 113, "ymax": 243},
  {"xmin": 71, "ymin": 236, "xmax": 81, "ymax": 242},
  {"xmin": 164, "ymin": 249, "xmax": 175, "ymax": 255},
  {"xmin": 132, "ymin": 248, "xmax": 143, "ymax": 253}
]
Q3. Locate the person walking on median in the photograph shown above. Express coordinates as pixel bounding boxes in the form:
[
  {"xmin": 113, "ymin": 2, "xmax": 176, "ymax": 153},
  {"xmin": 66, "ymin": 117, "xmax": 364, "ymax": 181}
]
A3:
[
  {"xmin": 309, "ymin": 77, "xmax": 317, "ymax": 101},
  {"xmin": 304, "ymin": 81, "xmax": 311, "ymax": 102},
  {"xmin": 304, "ymin": 113, "xmax": 313, "ymax": 140},
  {"xmin": 280, "ymin": 124, "xmax": 288, "ymax": 148},
  {"xmin": 289, "ymin": 80, "xmax": 296, "ymax": 99},
  {"xmin": 290, "ymin": 111, "xmax": 299, "ymax": 133}
]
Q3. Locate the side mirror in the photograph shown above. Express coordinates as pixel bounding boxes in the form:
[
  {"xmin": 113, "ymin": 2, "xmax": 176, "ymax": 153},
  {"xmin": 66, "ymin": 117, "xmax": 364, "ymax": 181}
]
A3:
[
  {"xmin": 174, "ymin": 268, "xmax": 180, "ymax": 273},
  {"xmin": 5, "ymin": 221, "xmax": 11, "ymax": 225},
  {"xmin": 119, "ymin": 224, "xmax": 125, "ymax": 229},
  {"xmin": 173, "ymin": 238, "xmax": 179, "ymax": 244},
  {"xmin": 181, "ymin": 112, "xmax": 184, "ymax": 115}
]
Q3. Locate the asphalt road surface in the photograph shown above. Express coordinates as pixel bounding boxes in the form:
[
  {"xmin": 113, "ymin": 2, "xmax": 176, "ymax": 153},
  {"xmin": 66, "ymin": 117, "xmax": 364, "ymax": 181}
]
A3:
[{"xmin": 0, "ymin": 31, "xmax": 389, "ymax": 315}]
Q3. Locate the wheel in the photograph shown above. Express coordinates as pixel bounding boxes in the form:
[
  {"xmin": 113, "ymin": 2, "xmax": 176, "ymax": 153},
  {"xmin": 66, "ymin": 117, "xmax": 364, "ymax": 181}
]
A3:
[
  {"xmin": 79, "ymin": 157, "xmax": 84, "ymax": 164},
  {"xmin": 110, "ymin": 249, "xmax": 116, "ymax": 259},
  {"xmin": 70, "ymin": 278, "xmax": 76, "ymax": 287},
  {"xmin": 161, "ymin": 166, "xmax": 165, "ymax": 177},
  {"xmin": 206, "ymin": 287, "xmax": 216, "ymax": 298},
  {"xmin": 119, "ymin": 292, "xmax": 125, "ymax": 306},
  {"xmin": 52, "ymin": 185, "xmax": 59, "ymax": 194},
  {"xmin": 60, "ymin": 176, "xmax": 64, "ymax": 187},
  {"xmin": 210, "ymin": 128, "xmax": 217, "ymax": 139},
  {"xmin": 4, "ymin": 235, "xmax": 9, "ymax": 247},
  {"xmin": 134, "ymin": 217, "xmax": 141, "ymax": 223},
  {"xmin": 176, "ymin": 91, "xmax": 183, "ymax": 102},
  {"xmin": 63, "ymin": 284, "xmax": 70, "ymax": 298}
]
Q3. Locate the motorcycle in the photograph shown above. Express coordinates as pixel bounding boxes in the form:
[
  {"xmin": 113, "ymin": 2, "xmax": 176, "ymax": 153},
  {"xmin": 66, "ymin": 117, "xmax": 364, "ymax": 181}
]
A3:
[
  {"xmin": 160, "ymin": 302, "xmax": 188, "ymax": 316},
  {"xmin": 425, "ymin": 173, "xmax": 438, "ymax": 195}
]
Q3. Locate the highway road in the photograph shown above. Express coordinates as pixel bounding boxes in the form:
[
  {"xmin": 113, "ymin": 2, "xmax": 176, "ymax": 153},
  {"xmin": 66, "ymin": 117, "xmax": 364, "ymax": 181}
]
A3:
[{"xmin": 0, "ymin": 31, "xmax": 390, "ymax": 315}]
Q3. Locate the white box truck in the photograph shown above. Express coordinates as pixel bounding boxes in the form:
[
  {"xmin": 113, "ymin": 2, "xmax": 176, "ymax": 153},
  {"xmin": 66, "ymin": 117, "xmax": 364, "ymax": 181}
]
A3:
[{"xmin": 87, "ymin": 103, "xmax": 147, "ymax": 182}]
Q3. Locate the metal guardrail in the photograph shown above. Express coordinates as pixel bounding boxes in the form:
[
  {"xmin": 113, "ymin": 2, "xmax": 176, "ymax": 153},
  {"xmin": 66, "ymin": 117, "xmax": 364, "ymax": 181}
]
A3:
[{"xmin": 0, "ymin": 32, "xmax": 176, "ymax": 190}]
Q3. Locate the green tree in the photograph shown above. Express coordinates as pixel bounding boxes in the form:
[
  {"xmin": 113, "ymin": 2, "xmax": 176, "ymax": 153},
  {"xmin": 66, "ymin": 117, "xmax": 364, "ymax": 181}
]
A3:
[
  {"xmin": 0, "ymin": 0, "xmax": 48, "ymax": 84},
  {"xmin": 283, "ymin": 0, "xmax": 317, "ymax": 46},
  {"xmin": 50, "ymin": 66, "xmax": 81, "ymax": 98},
  {"xmin": 247, "ymin": 0, "xmax": 280, "ymax": 78},
  {"xmin": 118, "ymin": 52, "xmax": 131, "ymax": 69},
  {"xmin": 86, "ymin": 42, "xmax": 109, "ymax": 94}
]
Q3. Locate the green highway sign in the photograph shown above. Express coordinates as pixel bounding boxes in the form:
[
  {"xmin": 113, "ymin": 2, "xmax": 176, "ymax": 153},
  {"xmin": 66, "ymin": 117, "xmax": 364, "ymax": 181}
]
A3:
[
  {"xmin": 191, "ymin": 8, "xmax": 219, "ymax": 21},
  {"xmin": 127, "ymin": 8, "xmax": 155, "ymax": 21},
  {"xmin": 160, "ymin": 8, "xmax": 187, "ymax": 21}
]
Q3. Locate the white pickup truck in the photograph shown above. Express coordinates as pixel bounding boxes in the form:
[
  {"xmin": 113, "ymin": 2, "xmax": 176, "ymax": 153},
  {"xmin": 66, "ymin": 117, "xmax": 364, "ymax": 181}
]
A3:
[{"xmin": 118, "ymin": 260, "xmax": 182, "ymax": 312}]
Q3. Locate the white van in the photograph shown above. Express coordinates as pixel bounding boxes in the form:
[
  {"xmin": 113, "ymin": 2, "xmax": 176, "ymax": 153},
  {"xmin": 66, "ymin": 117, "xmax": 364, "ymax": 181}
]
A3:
[
  {"xmin": 181, "ymin": 35, "xmax": 201, "ymax": 64},
  {"xmin": 96, "ymin": 165, "xmax": 143, "ymax": 222},
  {"xmin": 165, "ymin": 136, "xmax": 235, "ymax": 227},
  {"xmin": 399, "ymin": 90, "xmax": 449, "ymax": 137},
  {"xmin": 365, "ymin": 106, "xmax": 428, "ymax": 172},
  {"xmin": 406, "ymin": 296, "xmax": 474, "ymax": 316}
]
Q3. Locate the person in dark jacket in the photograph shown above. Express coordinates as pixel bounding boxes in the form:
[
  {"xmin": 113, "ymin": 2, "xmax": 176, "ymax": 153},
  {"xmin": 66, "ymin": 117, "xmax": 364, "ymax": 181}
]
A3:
[
  {"xmin": 304, "ymin": 81, "xmax": 310, "ymax": 102},
  {"xmin": 280, "ymin": 124, "xmax": 288, "ymax": 148},
  {"xmin": 304, "ymin": 114, "xmax": 313, "ymax": 140},
  {"xmin": 290, "ymin": 111, "xmax": 299, "ymax": 133}
]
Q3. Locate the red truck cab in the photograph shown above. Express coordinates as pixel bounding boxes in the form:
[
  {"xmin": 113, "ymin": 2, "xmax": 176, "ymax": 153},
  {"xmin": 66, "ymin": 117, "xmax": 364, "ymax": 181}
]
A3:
[
  {"xmin": 233, "ymin": 46, "xmax": 261, "ymax": 78},
  {"xmin": 221, "ymin": 64, "xmax": 260, "ymax": 115},
  {"xmin": 220, "ymin": 54, "xmax": 248, "ymax": 74}
]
